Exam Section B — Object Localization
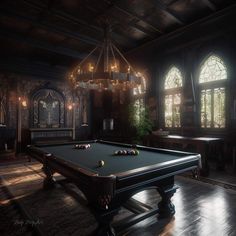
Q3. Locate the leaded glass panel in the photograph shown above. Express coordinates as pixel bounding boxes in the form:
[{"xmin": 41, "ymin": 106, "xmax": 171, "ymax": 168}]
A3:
[
  {"xmin": 200, "ymin": 88, "xmax": 226, "ymax": 128},
  {"xmin": 213, "ymin": 88, "xmax": 225, "ymax": 128},
  {"xmin": 173, "ymin": 93, "xmax": 181, "ymax": 105},
  {"xmin": 199, "ymin": 55, "xmax": 226, "ymax": 128},
  {"xmin": 201, "ymin": 89, "xmax": 212, "ymax": 128},
  {"xmin": 173, "ymin": 94, "xmax": 181, "ymax": 127},
  {"xmin": 164, "ymin": 67, "xmax": 182, "ymax": 128},
  {"xmin": 164, "ymin": 67, "xmax": 183, "ymax": 89},
  {"xmin": 199, "ymin": 55, "xmax": 227, "ymax": 83},
  {"xmin": 165, "ymin": 95, "xmax": 173, "ymax": 127}
]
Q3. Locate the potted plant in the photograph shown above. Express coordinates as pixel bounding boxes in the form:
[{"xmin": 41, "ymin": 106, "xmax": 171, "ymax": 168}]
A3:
[{"xmin": 128, "ymin": 103, "xmax": 153, "ymax": 144}]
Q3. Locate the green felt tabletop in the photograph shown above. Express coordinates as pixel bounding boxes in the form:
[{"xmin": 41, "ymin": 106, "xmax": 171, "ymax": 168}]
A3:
[{"xmin": 40, "ymin": 142, "xmax": 194, "ymax": 176}]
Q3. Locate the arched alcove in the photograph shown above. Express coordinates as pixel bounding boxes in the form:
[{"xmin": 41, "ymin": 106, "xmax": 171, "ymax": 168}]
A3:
[{"xmin": 31, "ymin": 88, "xmax": 65, "ymax": 128}]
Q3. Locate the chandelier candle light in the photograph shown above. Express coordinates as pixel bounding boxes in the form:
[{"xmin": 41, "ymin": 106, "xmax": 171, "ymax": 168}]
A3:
[{"xmin": 69, "ymin": 23, "xmax": 144, "ymax": 91}]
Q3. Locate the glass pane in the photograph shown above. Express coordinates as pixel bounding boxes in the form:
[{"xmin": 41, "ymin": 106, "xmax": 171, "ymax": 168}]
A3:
[
  {"xmin": 173, "ymin": 93, "xmax": 181, "ymax": 104},
  {"xmin": 165, "ymin": 67, "xmax": 183, "ymax": 89},
  {"xmin": 173, "ymin": 105, "xmax": 181, "ymax": 127},
  {"xmin": 165, "ymin": 95, "xmax": 172, "ymax": 127},
  {"xmin": 213, "ymin": 88, "xmax": 225, "ymax": 128},
  {"xmin": 199, "ymin": 55, "xmax": 227, "ymax": 83},
  {"xmin": 200, "ymin": 89, "xmax": 212, "ymax": 128}
]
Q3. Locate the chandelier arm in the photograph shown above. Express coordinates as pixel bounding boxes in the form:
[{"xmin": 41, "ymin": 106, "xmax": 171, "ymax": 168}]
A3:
[
  {"xmin": 110, "ymin": 44, "xmax": 117, "ymax": 70},
  {"xmin": 95, "ymin": 44, "xmax": 105, "ymax": 73},
  {"xmin": 77, "ymin": 45, "xmax": 99, "ymax": 69},
  {"xmin": 112, "ymin": 44, "xmax": 136, "ymax": 73}
]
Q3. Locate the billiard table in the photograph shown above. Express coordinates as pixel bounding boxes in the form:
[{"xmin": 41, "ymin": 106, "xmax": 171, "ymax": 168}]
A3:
[{"xmin": 27, "ymin": 140, "xmax": 201, "ymax": 236}]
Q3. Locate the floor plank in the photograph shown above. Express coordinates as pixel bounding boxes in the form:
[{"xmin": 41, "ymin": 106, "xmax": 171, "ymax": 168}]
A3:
[{"xmin": 0, "ymin": 161, "xmax": 236, "ymax": 236}]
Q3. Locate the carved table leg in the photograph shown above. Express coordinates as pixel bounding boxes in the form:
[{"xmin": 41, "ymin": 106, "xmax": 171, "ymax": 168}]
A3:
[
  {"xmin": 93, "ymin": 209, "xmax": 118, "ymax": 236},
  {"xmin": 42, "ymin": 163, "xmax": 55, "ymax": 189},
  {"xmin": 157, "ymin": 184, "xmax": 178, "ymax": 218},
  {"xmin": 192, "ymin": 168, "xmax": 200, "ymax": 179}
]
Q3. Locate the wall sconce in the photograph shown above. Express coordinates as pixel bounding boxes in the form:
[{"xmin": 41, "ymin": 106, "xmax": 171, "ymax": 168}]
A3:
[
  {"xmin": 22, "ymin": 100, "xmax": 27, "ymax": 107},
  {"xmin": 68, "ymin": 104, "xmax": 73, "ymax": 110},
  {"xmin": 18, "ymin": 97, "xmax": 27, "ymax": 108},
  {"xmin": 68, "ymin": 102, "xmax": 76, "ymax": 140}
]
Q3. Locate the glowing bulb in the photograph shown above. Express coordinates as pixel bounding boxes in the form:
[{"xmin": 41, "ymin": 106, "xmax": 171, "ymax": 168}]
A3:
[
  {"xmin": 22, "ymin": 100, "xmax": 27, "ymax": 107},
  {"xmin": 68, "ymin": 105, "xmax": 73, "ymax": 110}
]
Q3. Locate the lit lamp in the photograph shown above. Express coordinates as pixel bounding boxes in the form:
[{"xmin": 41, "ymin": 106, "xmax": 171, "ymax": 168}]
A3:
[
  {"xmin": 68, "ymin": 104, "xmax": 73, "ymax": 111},
  {"xmin": 68, "ymin": 103, "xmax": 75, "ymax": 140},
  {"xmin": 68, "ymin": 22, "xmax": 145, "ymax": 91}
]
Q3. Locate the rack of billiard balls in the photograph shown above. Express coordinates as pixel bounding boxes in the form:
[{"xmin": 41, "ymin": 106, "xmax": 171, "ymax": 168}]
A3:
[
  {"xmin": 114, "ymin": 149, "xmax": 139, "ymax": 156},
  {"xmin": 74, "ymin": 144, "xmax": 91, "ymax": 149}
]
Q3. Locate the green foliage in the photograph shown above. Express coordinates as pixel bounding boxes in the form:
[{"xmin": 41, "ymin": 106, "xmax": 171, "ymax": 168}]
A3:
[{"xmin": 128, "ymin": 103, "xmax": 153, "ymax": 143}]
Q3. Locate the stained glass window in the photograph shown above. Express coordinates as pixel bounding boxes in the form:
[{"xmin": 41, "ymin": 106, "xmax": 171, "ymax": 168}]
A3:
[
  {"xmin": 164, "ymin": 67, "xmax": 183, "ymax": 128},
  {"xmin": 199, "ymin": 55, "xmax": 227, "ymax": 128},
  {"xmin": 199, "ymin": 55, "xmax": 227, "ymax": 83},
  {"xmin": 165, "ymin": 67, "xmax": 183, "ymax": 89}
]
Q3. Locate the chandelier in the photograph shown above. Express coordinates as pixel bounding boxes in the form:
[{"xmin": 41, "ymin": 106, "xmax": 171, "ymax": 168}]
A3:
[{"xmin": 68, "ymin": 22, "xmax": 144, "ymax": 91}]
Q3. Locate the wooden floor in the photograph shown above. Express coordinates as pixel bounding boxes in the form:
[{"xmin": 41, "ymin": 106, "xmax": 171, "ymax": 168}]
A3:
[
  {"xmin": 125, "ymin": 177, "xmax": 236, "ymax": 236},
  {"xmin": 0, "ymin": 159, "xmax": 236, "ymax": 236}
]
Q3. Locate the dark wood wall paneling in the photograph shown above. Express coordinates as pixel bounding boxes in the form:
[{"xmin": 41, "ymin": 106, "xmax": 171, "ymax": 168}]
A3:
[{"xmin": 0, "ymin": 74, "xmax": 91, "ymax": 149}]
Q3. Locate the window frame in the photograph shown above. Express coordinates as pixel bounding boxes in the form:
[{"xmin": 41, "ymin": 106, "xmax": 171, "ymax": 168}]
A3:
[
  {"xmin": 197, "ymin": 53, "xmax": 228, "ymax": 132},
  {"xmin": 163, "ymin": 66, "xmax": 184, "ymax": 130}
]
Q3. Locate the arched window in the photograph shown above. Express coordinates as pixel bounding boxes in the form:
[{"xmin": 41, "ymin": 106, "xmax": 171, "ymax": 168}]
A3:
[
  {"xmin": 199, "ymin": 55, "xmax": 227, "ymax": 128},
  {"xmin": 164, "ymin": 67, "xmax": 183, "ymax": 128}
]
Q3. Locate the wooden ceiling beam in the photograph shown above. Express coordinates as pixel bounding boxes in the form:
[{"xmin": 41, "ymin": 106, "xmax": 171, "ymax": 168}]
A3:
[
  {"xmin": 22, "ymin": 0, "xmax": 136, "ymax": 48},
  {"xmin": 202, "ymin": 0, "xmax": 217, "ymax": 11},
  {"xmin": 23, "ymin": 0, "xmax": 101, "ymax": 32},
  {"xmin": 0, "ymin": 58, "xmax": 67, "ymax": 80},
  {"xmin": 113, "ymin": 5, "xmax": 163, "ymax": 34},
  {"xmin": 127, "ymin": 3, "xmax": 236, "ymax": 54},
  {"xmin": 0, "ymin": 28, "xmax": 86, "ymax": 60},
  {"xmin": 0, "ymin": 9, "xmax": 100, "ymax": 46},
  {"xmin": 83, "ymin": 3, "xmax": 158, "ymax": 38},
  {"xmin": 153, "ymin": 0, "xmax": 184, "ymax": 25}
]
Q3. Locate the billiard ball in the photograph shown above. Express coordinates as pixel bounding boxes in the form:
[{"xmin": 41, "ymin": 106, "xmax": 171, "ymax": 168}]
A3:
[
  {"xmin": 128, "ymin": 150, "xmax": 133, "ymax": 155},
  {"xmin": 123, "ymin": 150, "xmax": 127, "ymax": 155},
  {"xmin": 114, "ymin": 150, "xmax": 119, "ymax": 155},
  {"xmin": 98, "ymin": 160, "xmax": 105, "ymax": 167},
  {"xmin": 134, "ymin": 149, "xmax": 139, "ymax": 155},
  {"xmin": 130, "ymin": 150, "xmax": 135, "ymax": 155}
]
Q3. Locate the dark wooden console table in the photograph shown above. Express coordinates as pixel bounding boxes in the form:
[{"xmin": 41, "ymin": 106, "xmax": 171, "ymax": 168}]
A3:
[
  {"xmin": 144, "ymin": 135, "xmax": 224, "ymax": 176},
  {"xmin": 30, "ymin": 128, "xmax": 73, "ymax": 144}
]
